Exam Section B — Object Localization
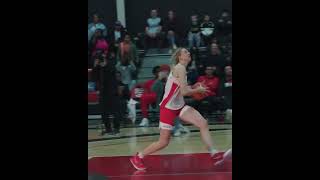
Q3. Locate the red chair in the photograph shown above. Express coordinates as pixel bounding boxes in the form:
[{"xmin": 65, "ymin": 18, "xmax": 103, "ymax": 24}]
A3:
[{"xmin": 88, "ymin": 91, "xmax": 98, "ymax": 103}]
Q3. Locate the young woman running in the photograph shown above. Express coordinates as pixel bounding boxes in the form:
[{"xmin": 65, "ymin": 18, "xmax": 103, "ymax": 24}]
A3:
[{"xmin": 130, "ymin": 48, "xmax": 224, "ymax": 170}]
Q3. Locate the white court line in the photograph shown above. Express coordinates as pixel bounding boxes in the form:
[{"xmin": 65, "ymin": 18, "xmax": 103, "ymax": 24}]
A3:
[{"xmin": 88, "ymin": 156, "xmax": 96, "ymax": 160}]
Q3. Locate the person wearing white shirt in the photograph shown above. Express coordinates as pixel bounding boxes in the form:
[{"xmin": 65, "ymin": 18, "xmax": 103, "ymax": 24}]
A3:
[{"xmin": 88, "ymin": 14, "xmax": 107, "ymax": 42}]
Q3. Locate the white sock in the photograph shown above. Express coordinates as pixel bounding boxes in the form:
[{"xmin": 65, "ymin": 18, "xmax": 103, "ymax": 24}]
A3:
[
  {"xmin": 138, "ymin": 152, "xmax": 144, "ymax": 159},
  {"xmin": 209, "ymin": 148, "xmax": 218, "ymax": 156},
  {"xmin": 224, "ymin": 149, "xmax": 232, "ymax": 159}
]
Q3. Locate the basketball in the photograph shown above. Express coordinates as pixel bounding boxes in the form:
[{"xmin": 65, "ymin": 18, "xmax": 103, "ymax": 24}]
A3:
[{"xmin": 191, "ymin": 82, "xmax": 208, "ymax": 101}]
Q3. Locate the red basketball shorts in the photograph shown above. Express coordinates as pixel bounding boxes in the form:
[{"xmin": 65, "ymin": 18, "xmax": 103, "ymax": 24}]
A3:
[{"xmin": 159, "ymin": 106, "xmax": 185, "ymax": 130}]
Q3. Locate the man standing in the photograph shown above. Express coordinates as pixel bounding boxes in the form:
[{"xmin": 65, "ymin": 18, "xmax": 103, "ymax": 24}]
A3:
[{"xmin": 92, "ymin": 54, "xmax": 121, "ymax": 135}]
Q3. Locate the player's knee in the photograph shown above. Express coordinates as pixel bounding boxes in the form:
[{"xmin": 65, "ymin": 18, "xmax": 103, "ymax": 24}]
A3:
[
  {"xmin": 199, "ymin": 119, "xmax": 208, "ymax": 129},
  {"xmin": 158, "ymin": 139, "xmax": 170, "ymax": 148}
]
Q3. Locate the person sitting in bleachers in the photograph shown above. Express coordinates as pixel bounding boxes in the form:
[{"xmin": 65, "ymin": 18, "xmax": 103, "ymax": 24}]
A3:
[
  {"xmin": 187, "ymin": 14, "xmax": 201, "ymax": 50},
  {"xmin": 128, "ymin": 65, "xmax": 171, "ymax": 127},
  {"xmin": 89, "ymin": 29, "xmax": 109, "ymax": 58},
  {"xmin": 88, "ymin": 13, "xmax": 107, "ymax": 43},
  {"xmin": 151, "ymin": 65, "xmax": 171, "ymax": 111},
  {"xmin": 200, "ymin": 14, "xmax": 215, "ymax": 46},
  {"xmin": 108, "ymin": 21, "xmax": 127, "ymax": 55},
  {"xmin": 117, "ymin": 33, "xmax": 139, "ymax": 66},
  {"xmin": 163, "ymin": 10, "xmax": 180, "ymax": 53},
  {"xmin": 187, "ymin": 65, "xmax": 199, "ymax": 85},
  {"xmin": 192, "ymin": 65, "xmax": 221, "ymax": 112},
  {"xmin": 144, "ymin": 9, "xmax": 163, "ymax": 50},
  {"xmin": 203, "ymin": 43, "xmax": 227, "ymax": 77},
  {"xmin": 116, "ymin": 34, "xmax": 138, "ymax": 90},
  {"xmin": 127, "ymin": 66, "xmax": 160, "ymax": 126},
  {"xmin": 216, "ymin": 9, "xmax": 232, "ymax": 40},
  {"xmin": 219, "ymin": 65, "xmax": 232, "ymax": 122}
]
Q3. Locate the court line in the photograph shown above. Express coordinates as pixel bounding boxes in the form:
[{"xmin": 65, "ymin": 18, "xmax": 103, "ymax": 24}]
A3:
[
  {"xmin": 88, "ymin": 128, "xmax": 231, "ymax": 142},
  {"xmin": 88, "ymin": 130, "xmax": 232, "ymax": 148},
  {"xmin": 88, "ymin": 122, "xmax": 232, "ymax": 129},
  {"xmin": 88, "ymin": 152, "xmax": 234, "ymax": 160}
]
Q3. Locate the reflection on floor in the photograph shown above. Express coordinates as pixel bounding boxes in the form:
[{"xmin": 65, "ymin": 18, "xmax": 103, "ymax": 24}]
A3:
[
  {"xmin": 88, "ymin": 153, "xmax": 231, "ymax": 180},
  {"xmin": 88, "ymin": 123, "xmax": 232, "ymax": 179},
  {"xmin": 89, "ymin": 129, "xmax": 231, "ymax": 157},
  {"xmin": 88, "ymin": 124, "xmax": 232, "ymax": 141}
]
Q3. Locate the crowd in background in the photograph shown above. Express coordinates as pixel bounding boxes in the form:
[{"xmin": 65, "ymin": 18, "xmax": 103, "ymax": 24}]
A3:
[{"xmin": 88, "ymin": 9, "xmax": 232, "ymax": 136}]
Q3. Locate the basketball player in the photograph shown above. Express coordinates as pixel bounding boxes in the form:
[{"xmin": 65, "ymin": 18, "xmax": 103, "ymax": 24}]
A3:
[{"xmin": 130, "ymin": 48, "xmax": 224, "ymax": 170}]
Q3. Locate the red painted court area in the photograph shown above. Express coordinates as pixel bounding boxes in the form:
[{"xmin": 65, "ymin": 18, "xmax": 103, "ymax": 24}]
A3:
[{"xmin": 88, "ymin": 153, "xmax": 232, "ymax": 179}]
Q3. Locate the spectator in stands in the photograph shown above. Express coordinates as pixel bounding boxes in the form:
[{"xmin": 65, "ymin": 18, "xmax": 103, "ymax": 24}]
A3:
[
  {"xmin": 189, "ymin": 47, "xmax": 204, "ymax": 75},
  {"xmin": 211, "ymin": 37, "xmax": 219, "ymax": 44},
  {"xmin": 187, "ymin": 65, "xmax": 199, "ymax": 85},
  {"xmin": 163, "ymin": 10, "xmax": 180, "ymax": 53},
  {"xmin": 200, "ymin": 14, "xmax": 215, "ymax": 46},
  {"xmin": 204, "ymin": 43, "xmax": 227, "ymax": 77},
  {"xmin": 193, "ymin": 65, "xmax": 221, "ymax": 111},
  {"xmin": 137, "ymin": 66, "xmax": 161, "ymax": 127},
  {"xmin": 144, "ymin": 9, "xmax": 163, "ymax": 50},
  {"xmin": 222, "ymin": 41, "xmax": 232, "ymax": 64},
  {"xmin": 172, "ymin": 118, "xmax": 190, "ymax": 137},
  {"xmin": 151, "ymin": 65, "xmax": 171, "ymax": 111},
  {"xmin": 115, "ymin": 38, "xmax": 137, "ymax": 90},
  {"xmin": 219, "ymin": 65, "xmax": 232, "ymax": 118},
  {"xmin": 117, "ymin": 33, "xmax": 139, "ymax": 67},
  {"xmin": 108, "ymin": 21, "xmax": 127, "ymax": 54},
  {"xmin": 226, "ymin": 47, "xmax": 232, "ymax": 63},
  {"xmin": 92, "ymin": 54, "xmax": 121, "ymax": 135},
  {"xmin": 88, "ymin": 13, "xmax": 107, "ymax": 42},
  {"xmin": 89, "ymin": 29, "xmax": 109, "ymax": 58},
  {"xmin": 188, "ymin": 14, "xmax": 201, "ymax": 50},
  {"xmin": 216, "ymin": 9, "xmax": 232, "ymax": 38},
  {"xmin": 127, "ymin": 66, "xmax": 158, "ymax": 124}
]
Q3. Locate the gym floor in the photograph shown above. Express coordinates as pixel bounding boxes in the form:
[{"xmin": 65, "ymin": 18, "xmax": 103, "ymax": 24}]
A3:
[{"xmin": 88, "ymin": 123, "xmax": 232, "ymax": 179}]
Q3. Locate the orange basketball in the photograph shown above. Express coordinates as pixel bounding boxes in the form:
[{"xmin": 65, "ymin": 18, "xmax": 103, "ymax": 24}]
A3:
[{"xmin": 191, "ymin": 82, "xmax": 207, "ymax": 101}]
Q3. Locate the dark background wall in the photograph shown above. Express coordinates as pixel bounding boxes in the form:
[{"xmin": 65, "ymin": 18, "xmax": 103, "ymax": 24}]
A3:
[
  {"xmin": 88, "ymin": 0, "xmax": 232, "ymax": 34},
  {"xmin": 88, "ymin": 0, "xmax": 117, "ymax": 28},
  {"xmin": 125, "ymin": 0, "xmax": 232, "ymax": 35}
]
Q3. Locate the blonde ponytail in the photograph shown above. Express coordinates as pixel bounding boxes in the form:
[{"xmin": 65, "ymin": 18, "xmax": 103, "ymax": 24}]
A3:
[{"xmin": 171, "ymin": 48, "xmax": 184, "ymax": 66}]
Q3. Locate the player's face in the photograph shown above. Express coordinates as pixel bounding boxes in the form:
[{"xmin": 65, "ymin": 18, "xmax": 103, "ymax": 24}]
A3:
[{"xmin": 179, "ymin": 48, "xmax": 191, "ymax": 64}]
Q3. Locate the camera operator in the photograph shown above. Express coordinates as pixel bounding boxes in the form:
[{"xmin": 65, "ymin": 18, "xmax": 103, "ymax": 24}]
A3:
[{"xmin": 92, "ymin": 53, "xmax": 121, "ymax": 135}]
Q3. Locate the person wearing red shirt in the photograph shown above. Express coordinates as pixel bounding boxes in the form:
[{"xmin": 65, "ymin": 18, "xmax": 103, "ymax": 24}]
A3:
[
  {"xmin": 193, "ymin": 65, "xmax": 220, "ymax": 111},
  {"xmin": 138, "ymin": 65, "xmax": 171, "ymax": 127},
  {"xmin": 127, "ymin": 66, "xmax": 160, "ymax": 127},
  {"xmin": 89, "ymin": 29, "xmax": 109, "ymax": 58},
  {"xmin": 138, "ymin": 78, "xmax": 157, "ymax": 127}
]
